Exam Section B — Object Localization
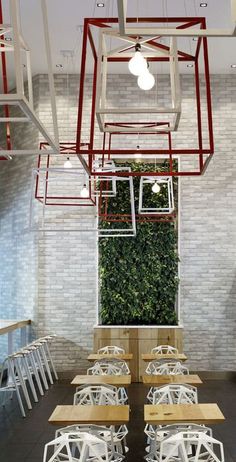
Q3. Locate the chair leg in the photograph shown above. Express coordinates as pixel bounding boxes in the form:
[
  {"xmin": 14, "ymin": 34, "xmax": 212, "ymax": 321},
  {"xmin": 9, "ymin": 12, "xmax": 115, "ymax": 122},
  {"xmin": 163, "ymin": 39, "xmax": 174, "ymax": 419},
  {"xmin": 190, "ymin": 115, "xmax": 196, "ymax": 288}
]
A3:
[
  {"xmin": 33, "ymin": 349, "xmax": 49, "ymax": 390},
  {"xmin": 22, "ymin": 355, "xmax": 39, "ymax": 403},
  {"xmin": 28, "ymin": 350, "xmax": 44, "ymax": 396},
  {"xmin": 45, "ymin": 342, "xmax": 58, "ymax": 380},
  {"xmin": 8, "ymin": 359, "xmax": 26, "ymax": 417},
  {"xmin": 39, "ymin": 344, "xmax": 54, "ymax": 385},
  {"xmin": 13, "ymin": 356, "xmax": 32, "ymax": 410}
]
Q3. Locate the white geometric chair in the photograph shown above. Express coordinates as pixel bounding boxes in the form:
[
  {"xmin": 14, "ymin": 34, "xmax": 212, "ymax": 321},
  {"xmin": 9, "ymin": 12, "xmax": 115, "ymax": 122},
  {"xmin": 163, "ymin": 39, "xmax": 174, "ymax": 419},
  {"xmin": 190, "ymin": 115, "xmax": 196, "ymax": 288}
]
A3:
[
  {"xmin": 88, "ymin": 359, "xmax": 130, "ymax": 376},
  {"xmin": 151, "ymin": 345, "xmax": 178, "ymax": 355},
  {"xmin": 95, "ymin": 359, "xmax": 130, "ymax": 375},
  {"xmin": 55, "ymin": 424, "xmax": 128, "ymax": 458},
  {"xmin": 43, "ymin": 432, "xmax": 110, "ymax": 462},
  {"xmin": 145, "ymin": 361, "xmax": 189, "ymax": 376},
  {"xmin": 98, "ymin": 346, "xmax": 125, "ymax": 354},
  {"xmin": 144, "ymin": 423, "xmax": 213, "ymax": 456},
  {"xmin": 76, "ymin": 383, "xmax": 128, "ymax": 405},
  {"xmin": 87, "ymin": 361, "xmax": 124, "ymax": 376},
  {"xmin": 147, "ymin": 384, "xmax": 198, "ymax": 405},
  {"xmin": 145, "ymin": 430, "xmax": 224, "ymax": 462},
  {"xmin": 0, "ymin": 356, "xmax": 26, "ymax": 417},
  {"xmin": 73, "ymin": 385, "xmax": 119, "ymax": 405}
]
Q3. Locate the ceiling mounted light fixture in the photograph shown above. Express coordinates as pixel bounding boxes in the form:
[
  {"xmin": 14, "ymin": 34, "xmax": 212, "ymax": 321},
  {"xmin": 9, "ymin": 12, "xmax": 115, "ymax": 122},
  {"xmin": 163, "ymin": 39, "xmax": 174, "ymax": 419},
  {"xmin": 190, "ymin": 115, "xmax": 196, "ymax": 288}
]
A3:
[
  {"xmin": 128, "ymin": 43, "xmax": 147, "ymax": 76},
  {"xmin": 97, "ymin": 2, "xmax": 105, "ymax": 6},
  {"xmin": 64, "ymin": 157, "xmax": 72, "ymax": 168},
  {"xmin": 231, "ymin": 64, "xmax": 236, "ymax": 68},
  {"xmin": 200, "ymin": 2, "xmax": 207, "ymax": 6}
]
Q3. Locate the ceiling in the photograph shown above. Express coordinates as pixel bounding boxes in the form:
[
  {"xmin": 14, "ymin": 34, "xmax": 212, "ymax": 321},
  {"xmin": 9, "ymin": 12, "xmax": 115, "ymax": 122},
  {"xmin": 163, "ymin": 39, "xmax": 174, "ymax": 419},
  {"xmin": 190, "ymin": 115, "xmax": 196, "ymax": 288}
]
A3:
[{"xmin": 1, "ymin": 0, "xmax": 236, "ymax": 85}]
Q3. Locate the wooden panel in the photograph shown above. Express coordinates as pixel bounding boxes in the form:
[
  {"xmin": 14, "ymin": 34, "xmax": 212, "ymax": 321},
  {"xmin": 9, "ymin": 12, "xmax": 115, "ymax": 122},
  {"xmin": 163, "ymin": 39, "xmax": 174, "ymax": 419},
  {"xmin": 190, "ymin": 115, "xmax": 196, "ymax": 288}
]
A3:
[
  {"xmin": 0, "ymin": 319, "xmax": 31, "ymax": 336},
  {"xmin": 144, "ymin": 403, "xmax": 225, "ymax": 424},
  {"xmin": 142, "ymin": 374, "xmax": 203, "ymax": 386},
  {"xmin": 94, "ymin": 327, "xmax": 183, "ymax": 382},
  {"xmin": 71, "ymin": 375, "xmax": 131, "ymax": 387},
  {"xmin": 142, "ymin": 353, "xmax": 187, "ymax": 362},
  {"xmin": 88, "ymin": 354, "xmax": 133, "ymax": 361},
  {"xmin": 48, "ymin": 405, "xmax": 130, "ymax": 425}
]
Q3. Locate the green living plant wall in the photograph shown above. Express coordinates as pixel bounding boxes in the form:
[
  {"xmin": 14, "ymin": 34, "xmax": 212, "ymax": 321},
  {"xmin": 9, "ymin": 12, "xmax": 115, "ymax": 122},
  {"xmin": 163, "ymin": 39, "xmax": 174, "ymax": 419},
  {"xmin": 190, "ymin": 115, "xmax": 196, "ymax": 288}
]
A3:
[{"xmin": 99, "ymin": 162, "xmax": 179, "ymax": 326}]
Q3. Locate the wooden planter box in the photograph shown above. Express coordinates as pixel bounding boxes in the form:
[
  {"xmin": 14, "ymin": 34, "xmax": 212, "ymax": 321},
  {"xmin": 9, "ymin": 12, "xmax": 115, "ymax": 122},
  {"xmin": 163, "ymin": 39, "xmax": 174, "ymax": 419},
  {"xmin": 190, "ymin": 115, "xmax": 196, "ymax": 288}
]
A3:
[{"xmin": 94, "ymin": 326, "xmax": 183, "ymax": 382}]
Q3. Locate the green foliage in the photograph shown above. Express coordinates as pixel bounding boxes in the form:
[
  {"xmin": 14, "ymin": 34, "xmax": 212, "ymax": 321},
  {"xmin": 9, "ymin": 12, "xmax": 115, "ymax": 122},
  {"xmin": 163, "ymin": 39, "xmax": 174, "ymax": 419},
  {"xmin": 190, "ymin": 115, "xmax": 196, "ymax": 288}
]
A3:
[{"xmin": 99, "ymin": 163, "xmax": 179, "ymax": 326}]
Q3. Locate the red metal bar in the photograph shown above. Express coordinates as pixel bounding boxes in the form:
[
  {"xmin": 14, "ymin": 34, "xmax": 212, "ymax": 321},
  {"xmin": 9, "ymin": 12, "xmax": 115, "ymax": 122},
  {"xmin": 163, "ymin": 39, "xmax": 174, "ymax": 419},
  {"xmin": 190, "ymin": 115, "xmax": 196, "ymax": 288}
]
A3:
[
  {"xmin": 87, "ymin": 17, "xmax": 205, "ymax": 24},
  {"xmin": 195, "ymin": 61, "xmax": 203, "ymax": 171},
  {"xmin": 76, "ymin": 19, "xmax": 89, "ymax": 151},
  {"xmin": 203, "ymin": 35, "xmax": 214, "ymax": 154}
]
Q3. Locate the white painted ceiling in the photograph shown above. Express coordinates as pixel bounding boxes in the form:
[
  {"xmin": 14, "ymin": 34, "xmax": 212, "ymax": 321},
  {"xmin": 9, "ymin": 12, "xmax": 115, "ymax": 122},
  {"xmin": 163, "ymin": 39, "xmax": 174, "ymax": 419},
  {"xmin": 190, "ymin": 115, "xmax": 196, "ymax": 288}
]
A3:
[{"xmin": 2, "ymin": 0, "xmax": 236, "ymax": 84}]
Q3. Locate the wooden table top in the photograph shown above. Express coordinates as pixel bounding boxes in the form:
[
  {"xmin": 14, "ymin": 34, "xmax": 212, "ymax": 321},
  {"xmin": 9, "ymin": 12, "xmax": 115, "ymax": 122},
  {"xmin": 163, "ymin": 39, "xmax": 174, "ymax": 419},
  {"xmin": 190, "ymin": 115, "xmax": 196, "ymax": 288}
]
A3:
[
  {"xmin": 144, "ymin": 403, "xmax": 225, "ymax": 425},
  {"xmin": 88, "ymin": 353, "xmax": 133, "ymax": 361},
  {"xmin": 142, "ymin": 353, "xmax": 187, "ymax": 362},
  {"xmin": 0, "ymin": 319, "xmax": 31, "ymax": 336},
  {"xmin": 142, "ymin": 374, "xmax": 203, "ymax": 386},
  {"xmin": 71, "ymin": 375, "xmax": 131, "ymax": 387},
  {"xmin": 48, "ymin": 405, "xmax": 130, "ymax": 426}
]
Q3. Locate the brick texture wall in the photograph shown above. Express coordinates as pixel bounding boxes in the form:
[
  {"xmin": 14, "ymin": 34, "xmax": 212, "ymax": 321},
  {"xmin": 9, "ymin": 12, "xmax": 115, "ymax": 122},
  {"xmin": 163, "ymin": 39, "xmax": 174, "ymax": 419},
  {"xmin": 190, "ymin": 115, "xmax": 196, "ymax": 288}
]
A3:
[{"xmin": 0, "ymin": 74, "xmax": 236, "ymax": 371}]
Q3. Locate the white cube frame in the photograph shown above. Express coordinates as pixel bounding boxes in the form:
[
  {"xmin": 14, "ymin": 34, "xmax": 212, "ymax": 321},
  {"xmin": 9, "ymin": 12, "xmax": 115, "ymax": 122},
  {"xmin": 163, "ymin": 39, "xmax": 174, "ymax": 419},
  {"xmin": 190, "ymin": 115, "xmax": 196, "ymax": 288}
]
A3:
[
  {"xmin": 138, "ymin": 176, "xmax": 174, "ymax": 215},
  {"xmin": 117, "ymin": 0, "xmax": 236, "ymax": 37},
  {"xmin": 95, "ymin": 28, "xmax": 181, "ymax": 134},
  {"xmin": 93, "ymin": 159, "xmax": 117, "ymax": 197},
  {"xmin": 98, "ymin": 167, "xmax": 136, "ymax": 237},
  {"xmin": 0, "ymin": 0, "xmax": 59, "ymax": 156}
]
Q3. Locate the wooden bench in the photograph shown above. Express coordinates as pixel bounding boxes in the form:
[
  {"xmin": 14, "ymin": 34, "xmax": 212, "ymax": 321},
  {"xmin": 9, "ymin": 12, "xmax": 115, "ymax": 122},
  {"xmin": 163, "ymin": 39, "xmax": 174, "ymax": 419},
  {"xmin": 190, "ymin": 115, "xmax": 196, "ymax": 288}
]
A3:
[
  {"xmin": 87, "ymin": 353, "xmax": 133, "ymax": 361},
  {"xmin": 144, "ymin": 403, "xmax": 225, "ymax": 425},
  {"xmin": 142, "ymin": 374, "xmax": 203, "ymax": 386},
  {"xmin": 48, "ymin": 405, "xmax": 130, "ymax": 426},
  {"xmin": 142, "ymin": 353, "xmax": 187, "ymax": 362},
  {"xmin": 71, "ymin": 375, "xmax": 131, "ymax": 387}
]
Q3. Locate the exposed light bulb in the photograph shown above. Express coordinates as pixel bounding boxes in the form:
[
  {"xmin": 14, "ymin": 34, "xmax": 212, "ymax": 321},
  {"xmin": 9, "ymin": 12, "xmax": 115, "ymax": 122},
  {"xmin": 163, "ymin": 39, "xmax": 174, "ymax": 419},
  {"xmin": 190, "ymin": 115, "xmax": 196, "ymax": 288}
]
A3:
[
  {"xmin": 134, "ymin": 145, "xmax": 142, "ymax": 159},
  {"xmin": 152, "ymin": 181, "xmax": 161, "ymax": 194},
  {"xmin": 64, "ymin": 157, "xmax": 72, "ymax": 169},
  {"xmin": 80, "ymin": 184, "xmax": 89, "ymax": 198},
  {"xmin": 128, "ymin": 44, "xmax": 147, "ymax": 76},
  {"xmin": 138, "ymin": 69, "xmax": 155, "ymax": 90}
]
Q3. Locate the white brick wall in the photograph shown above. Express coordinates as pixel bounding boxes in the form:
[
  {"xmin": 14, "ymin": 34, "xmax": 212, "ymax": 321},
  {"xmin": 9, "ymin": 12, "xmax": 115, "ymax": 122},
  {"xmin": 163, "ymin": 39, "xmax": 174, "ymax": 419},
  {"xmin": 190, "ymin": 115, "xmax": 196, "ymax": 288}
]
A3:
[{"xmin": 0, "ymin": 74, "xmax": 236, "ymax": 371}]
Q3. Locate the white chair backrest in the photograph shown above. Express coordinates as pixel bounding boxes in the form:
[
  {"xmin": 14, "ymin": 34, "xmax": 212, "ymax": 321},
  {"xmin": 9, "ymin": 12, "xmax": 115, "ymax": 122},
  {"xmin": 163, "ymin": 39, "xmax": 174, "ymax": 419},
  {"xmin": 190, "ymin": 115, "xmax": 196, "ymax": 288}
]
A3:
[
  {"xmin": 151, "ymin": 345, "xmax": 178, "ymax": 355},
  {"xmin": 73, "ymin": 385, "xmax": 119, "ymax": 405},
  {"xmin": 145, "ymin": 361, "xmax": 189, "ymax": 375},
  {"xmin": 87, "ymin": 361, "xmax": 123, "ymax": 376},
  {"xmin": 159, "ymin": 431, "xmax": 224, "ymax": 462},
  {"xmin": 98, "ymin": 345, "xmax": 125, "ymax": 354},
  {"xmin": 150, "ymin": 384, "xmax": 198, "ymax": 405},
  {"xmin": 43, "ymin": 432, "xmax": 109, "ymax": 462}
]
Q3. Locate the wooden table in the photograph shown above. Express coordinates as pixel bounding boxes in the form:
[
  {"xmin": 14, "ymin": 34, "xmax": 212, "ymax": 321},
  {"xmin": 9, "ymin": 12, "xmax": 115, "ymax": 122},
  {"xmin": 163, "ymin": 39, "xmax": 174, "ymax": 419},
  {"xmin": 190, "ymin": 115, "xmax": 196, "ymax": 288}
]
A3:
[
  {"xmin": 0, "ymin": 319, "xmax": 31, "ymax": 354},
  {"xmin": 49, "ymin": 405, "xmax": 130, "ymax": 426},
  {"xmin": 142, "ymin": 374, "xmax": 203, "ymax": 386},
  {"xmin": 71, "ymin": 375, "xmax": 131, "ymax": 387},
  {"xmin": 87, "ymin": 353, "xmax": 133, "ymax": 362},
  {"xmin": 144, "ymin": 403, "xmax": 225, "ymax": 425},
  {"xmin": 142, "ymin": 353, "xmax": 187, "ymax": 362}
]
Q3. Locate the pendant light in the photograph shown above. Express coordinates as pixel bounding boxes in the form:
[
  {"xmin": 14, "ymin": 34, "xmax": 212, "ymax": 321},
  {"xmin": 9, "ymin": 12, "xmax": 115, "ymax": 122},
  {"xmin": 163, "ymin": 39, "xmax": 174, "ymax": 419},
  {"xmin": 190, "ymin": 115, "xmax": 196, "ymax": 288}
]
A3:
[
  {"xmin": 137, "ymin": 68, "xmax": 155, "ymax": 90},
  {"xmin": 80, "ymin": 184, "xmax": 89, "ymax": 198},
  {"xmin": 128, "ymin": 43, "xmax": 147, "ymax": 76},
  {"xmin": 152, "ymin": 181, "xmax": 161, "ymax": 193},
  {"xmin": 64, "ymin": 157, "xmax": 72, "ymax": 168}
]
